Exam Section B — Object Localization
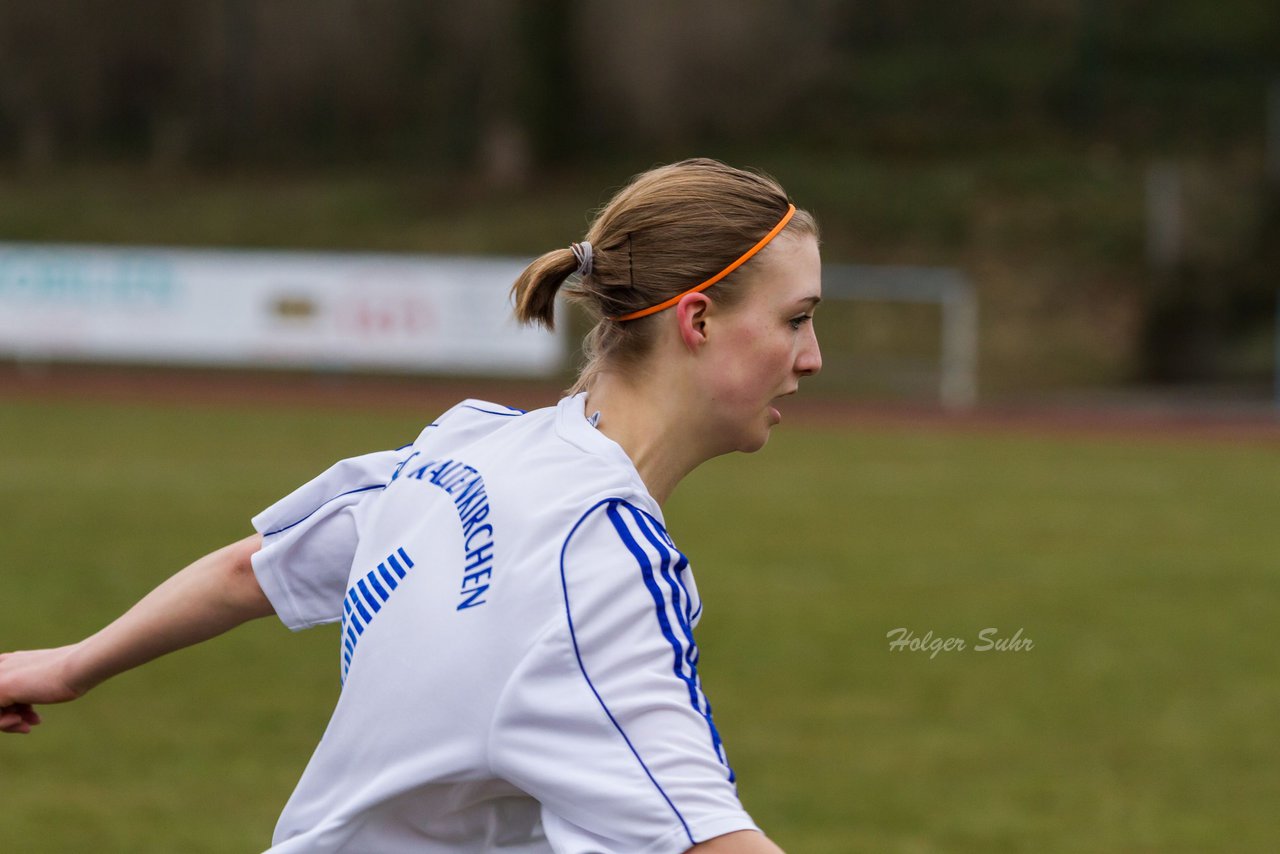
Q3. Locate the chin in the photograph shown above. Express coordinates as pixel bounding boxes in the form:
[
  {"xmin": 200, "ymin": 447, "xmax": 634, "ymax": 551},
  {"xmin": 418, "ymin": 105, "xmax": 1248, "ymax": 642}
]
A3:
[
  {"xmin": 714, "ymin": 410, "xmax": 774, "ymax": 455},
  {"xmin": 735, "ymin": 425, "xmax": 773, "ymax": 454}
]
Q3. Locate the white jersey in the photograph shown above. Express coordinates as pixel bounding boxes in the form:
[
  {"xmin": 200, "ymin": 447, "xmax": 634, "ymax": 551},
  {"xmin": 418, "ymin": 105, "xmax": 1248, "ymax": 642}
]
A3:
[{"xmin": 250, "ymin": 392, "xmax": 758, "ymax": 853}]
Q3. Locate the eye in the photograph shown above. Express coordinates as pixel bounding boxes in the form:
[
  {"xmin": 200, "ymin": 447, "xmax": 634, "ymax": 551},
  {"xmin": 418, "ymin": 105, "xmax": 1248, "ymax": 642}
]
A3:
[{"xmin": 788, "ymin": 314, "xmax": 813, "ymax": 331}]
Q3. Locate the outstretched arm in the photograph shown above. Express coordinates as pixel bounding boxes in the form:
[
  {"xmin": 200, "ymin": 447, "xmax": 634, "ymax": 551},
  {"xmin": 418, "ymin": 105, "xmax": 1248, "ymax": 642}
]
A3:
[
  {"xmin": 689, "ymin": 831, "xmax": 786, "ymax": 853},
  {"xmin": 0, "ymin": 533, "xmax": 272, "ymax": 734}
]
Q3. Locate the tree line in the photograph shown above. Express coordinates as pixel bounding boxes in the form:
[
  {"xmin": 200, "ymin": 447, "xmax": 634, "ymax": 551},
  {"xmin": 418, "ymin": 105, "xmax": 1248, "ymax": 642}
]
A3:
[{"xmin": 1, "ymin": 0, "xmax": 1275, "ymax": 179}]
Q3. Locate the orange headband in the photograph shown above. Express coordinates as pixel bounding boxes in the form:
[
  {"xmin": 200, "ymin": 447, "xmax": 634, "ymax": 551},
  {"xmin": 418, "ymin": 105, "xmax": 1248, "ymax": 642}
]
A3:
[{"xmin": 608, "ymin": 203, "xmax": 797, "ymax": 322}]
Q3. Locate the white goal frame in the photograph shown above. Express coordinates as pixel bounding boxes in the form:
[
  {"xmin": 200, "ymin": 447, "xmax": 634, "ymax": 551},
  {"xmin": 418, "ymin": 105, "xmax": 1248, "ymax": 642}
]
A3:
[{"xmin": 821, "ymin": 264, "xmax": 978, "ymax": 410}]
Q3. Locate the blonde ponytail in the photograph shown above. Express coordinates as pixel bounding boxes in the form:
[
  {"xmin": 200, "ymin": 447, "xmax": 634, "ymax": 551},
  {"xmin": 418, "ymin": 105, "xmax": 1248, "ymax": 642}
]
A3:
[{"xmin": 509, "ymin": 247, "xmax": 579, "ymax": 331}]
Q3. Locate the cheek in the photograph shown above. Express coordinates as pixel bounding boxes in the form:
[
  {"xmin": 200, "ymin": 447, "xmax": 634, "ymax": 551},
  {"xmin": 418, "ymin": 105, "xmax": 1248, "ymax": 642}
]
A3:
[
  {"xmin": 712, "ymin": 332, "xmax": 792, "ymax": 404},
  {"xmin": 741, "ymin": 327, "xmax": 793, "ymax": 372}
]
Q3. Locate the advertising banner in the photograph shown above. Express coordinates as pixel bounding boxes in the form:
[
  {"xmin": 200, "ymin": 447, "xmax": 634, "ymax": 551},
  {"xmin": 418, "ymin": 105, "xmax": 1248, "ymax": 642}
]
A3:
[{"xmin": 0, "ymin": 243, "xmax": 563, "ymax": 376}]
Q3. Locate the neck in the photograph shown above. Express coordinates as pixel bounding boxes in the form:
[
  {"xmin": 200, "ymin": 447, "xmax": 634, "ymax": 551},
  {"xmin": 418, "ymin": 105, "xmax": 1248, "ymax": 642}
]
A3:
[{"xmin": 583, "ymin": 371, "xmax": 709, "ymax": 506}]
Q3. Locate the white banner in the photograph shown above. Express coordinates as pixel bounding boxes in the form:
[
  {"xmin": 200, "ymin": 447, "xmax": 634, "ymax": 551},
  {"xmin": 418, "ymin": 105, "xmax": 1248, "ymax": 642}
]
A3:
[{"xmin": 0, "ymin": 243, "xmax": 563, "ymax": 376}]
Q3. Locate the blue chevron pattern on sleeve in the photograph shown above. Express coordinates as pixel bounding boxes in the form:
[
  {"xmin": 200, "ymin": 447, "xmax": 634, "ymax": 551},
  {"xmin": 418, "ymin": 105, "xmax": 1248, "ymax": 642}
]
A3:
[{"xmin": 340, "ymin": 547, "xmax": 415, "ymax": 683}]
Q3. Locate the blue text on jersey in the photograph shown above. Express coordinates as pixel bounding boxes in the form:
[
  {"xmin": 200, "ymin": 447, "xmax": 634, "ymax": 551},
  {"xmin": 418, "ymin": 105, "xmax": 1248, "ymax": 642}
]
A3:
[{"xmin": 395, "ymin": 456, "xmax": 496, "ymax": 611}]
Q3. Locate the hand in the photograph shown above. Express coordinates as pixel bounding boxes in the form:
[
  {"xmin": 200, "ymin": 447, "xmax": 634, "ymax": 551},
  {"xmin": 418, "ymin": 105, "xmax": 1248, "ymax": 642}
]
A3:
[
  {"xmin": 0, "ymin": 645, "xmax": 86, "ymax": 734},
  {"xmin": 0, "ymin": 535, "xmax": 269, "ymax": 737}
]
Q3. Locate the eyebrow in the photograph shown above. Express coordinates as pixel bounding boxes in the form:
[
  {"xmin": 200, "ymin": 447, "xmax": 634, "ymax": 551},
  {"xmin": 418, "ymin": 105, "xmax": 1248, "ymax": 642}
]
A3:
[{"xmin": 796, "ymin": 296, "xmax": 822, "ymax": 308}]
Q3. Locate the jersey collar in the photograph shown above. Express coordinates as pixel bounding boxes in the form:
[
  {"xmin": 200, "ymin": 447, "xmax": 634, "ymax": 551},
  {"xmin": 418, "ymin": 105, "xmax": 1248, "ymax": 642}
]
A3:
[{"xmin": 555, "ymin": 392, "xmax": 661, "ymax": 516}]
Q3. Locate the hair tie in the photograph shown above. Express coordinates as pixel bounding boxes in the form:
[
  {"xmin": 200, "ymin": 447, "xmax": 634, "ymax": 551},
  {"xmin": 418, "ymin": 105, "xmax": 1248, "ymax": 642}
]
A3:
[{"xmin": 570, "ymin": 241, "xmax": 593, "ymax": 278}]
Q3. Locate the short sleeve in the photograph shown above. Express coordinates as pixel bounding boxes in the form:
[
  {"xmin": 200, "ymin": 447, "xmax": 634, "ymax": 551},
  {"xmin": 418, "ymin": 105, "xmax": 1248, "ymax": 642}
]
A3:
[
  {"xmin": 491, "ymin": 498, "xmax": 758, "ymax": 854},
  {"xmin": 251, "ymin": 447, "xmax": 410, "ymax": 631}
]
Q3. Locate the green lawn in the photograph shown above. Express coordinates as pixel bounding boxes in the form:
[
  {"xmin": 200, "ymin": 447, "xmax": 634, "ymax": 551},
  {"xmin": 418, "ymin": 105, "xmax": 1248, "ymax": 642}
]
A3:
[{"xmin": 1, "ymin": 396, "xmax": 1277, "ymax": 852}]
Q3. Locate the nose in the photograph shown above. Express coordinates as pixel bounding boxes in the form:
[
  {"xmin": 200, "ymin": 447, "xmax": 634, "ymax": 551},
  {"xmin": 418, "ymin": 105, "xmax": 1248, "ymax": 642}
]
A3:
[{"xmin": 796, "ymin": 326, "xmax": 822, "ymax": 377}]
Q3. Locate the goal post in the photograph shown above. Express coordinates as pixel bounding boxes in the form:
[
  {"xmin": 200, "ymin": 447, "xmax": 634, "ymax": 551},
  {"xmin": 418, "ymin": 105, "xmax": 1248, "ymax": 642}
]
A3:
[{"xmin": 820, "ymin": 264, "xmax": 978, "ymax": 410}]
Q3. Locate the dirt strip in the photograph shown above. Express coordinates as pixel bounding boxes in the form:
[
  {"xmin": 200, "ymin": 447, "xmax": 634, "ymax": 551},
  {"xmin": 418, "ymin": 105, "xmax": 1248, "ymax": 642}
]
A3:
[
  {"xmin": 788, "ymin": 396, "xmax": 1280, "ymax": 446},
  {"xmin": 2, "ymin": 363, "xmax": 1278, "ymax": 446}
]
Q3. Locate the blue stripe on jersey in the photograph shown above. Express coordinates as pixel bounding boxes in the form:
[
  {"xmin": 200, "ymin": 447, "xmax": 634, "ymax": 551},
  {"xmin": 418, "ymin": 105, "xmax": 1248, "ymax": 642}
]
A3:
[
  {"xmin": 343, "ymin": 596, "xmax": 363, "ymax": 632},
  {"xmin": 657, "ymin": 536, "xmax": 701, "ymax": 691},
  {"xmin": 350, "ymin": 589, "xmax": 373, "ymax": 623},
  {"xmin": 340, "ymin": 547, "xmax": 416, "ymax": 683},
  {"xmin": 261, "ymin": 484, "xmax": 386, "ymax": 537},
  {"xmin": 560, "ymin": 498, "xmax": 695, "ymax": 847},
  {"xmin": 619, "ymin": 503, "xmax": 734, "ymax": 780},
  {"xmin": 460, "ymin": 404, "xmax": 525, "ymax": 417},
  {"xmin": 367, "ymin": 571, "xmax": 389, "ymax": 600},
  {"xmin": 376, "ymin": 563, "xmax": 398, "ymax": 591},
  {"xmin": 639, "ymin": 513, "xmax": 697, "ymax": 678},
  {"xmin": 626, "ymin": 509, "xmax": 698, "ymax": 691},
  {"xmin": 607, "ymin": 504, "xmax": 699, "ymax": 708},
  {"xmin": 356, "ymin": 579, "xmax": 383, "ymax": 612}
]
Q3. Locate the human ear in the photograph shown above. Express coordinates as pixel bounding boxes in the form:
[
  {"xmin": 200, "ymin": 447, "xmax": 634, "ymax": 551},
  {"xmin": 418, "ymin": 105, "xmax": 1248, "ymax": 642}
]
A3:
[{"xmin": 675, "ymin": 293, "xmax": 712, "ymax": 352}]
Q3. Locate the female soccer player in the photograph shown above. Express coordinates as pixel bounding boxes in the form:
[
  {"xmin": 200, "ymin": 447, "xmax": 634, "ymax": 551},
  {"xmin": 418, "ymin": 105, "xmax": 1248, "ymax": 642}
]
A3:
[{"xmin": 0, "ymin": 158, "xmax": 822, "ymax": 853}]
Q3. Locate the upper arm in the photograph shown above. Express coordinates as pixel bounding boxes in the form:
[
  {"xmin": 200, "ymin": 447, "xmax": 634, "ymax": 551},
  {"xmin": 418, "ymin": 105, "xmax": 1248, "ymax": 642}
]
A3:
[
  {"xmin": 225, "ymin": 533, "xmax": 272, "ymax": 617},
  {"xmin": 227, "ymin": 532, "xmax": 262, "ymax": 576},
  {"xmin": 687, "ymin": 830, "xmax": 786, "ymax": 854}
]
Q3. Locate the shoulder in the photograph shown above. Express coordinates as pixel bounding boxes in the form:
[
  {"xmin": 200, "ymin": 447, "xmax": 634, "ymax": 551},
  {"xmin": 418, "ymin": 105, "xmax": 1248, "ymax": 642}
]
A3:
[
  {"xmin": 407, "ymin": 398, "xmax": 534, "ymax": 446},
  {"xmin": 424, "ymin": 398, "xmax": 528, "ymax": 431},
  {"xmin": 440, "ymin": 399, "xmax": 530, "ymax": 420},
  {"xmin": 560, "ymin": 494, "xmax": 675, "ymax": 572},
  {"xmin": 399, "ymin": 397, "xmax": 661, "ymax": 537}
]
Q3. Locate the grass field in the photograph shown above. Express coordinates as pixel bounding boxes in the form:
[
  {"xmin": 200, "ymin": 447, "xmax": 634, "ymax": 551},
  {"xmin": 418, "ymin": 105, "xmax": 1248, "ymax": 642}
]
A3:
[{"xmin": 1, "ymin": 395, "xmax": 1277, "ymax": 852}]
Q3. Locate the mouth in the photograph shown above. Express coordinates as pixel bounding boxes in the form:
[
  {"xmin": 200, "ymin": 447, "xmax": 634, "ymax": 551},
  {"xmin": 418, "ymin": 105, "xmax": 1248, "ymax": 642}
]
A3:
[{"xmin": 768, "ymin": 390, "xmax": 797, "ymax": 424}]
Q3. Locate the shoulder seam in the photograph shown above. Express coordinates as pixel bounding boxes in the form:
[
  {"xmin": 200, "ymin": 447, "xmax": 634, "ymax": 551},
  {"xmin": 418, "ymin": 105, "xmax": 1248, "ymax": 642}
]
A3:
[{"xmin": 260, "ymin": 483, "xmax": 386, "ymax": 537}]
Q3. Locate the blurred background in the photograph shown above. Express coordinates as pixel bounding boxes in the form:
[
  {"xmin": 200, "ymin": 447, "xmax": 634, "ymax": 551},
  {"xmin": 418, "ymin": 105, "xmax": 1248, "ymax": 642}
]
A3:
[
  {"xmin": 0, "ymin": 0, "xmax": 1277, "ymax": 404},
  {"xmin": 2, "ymin": 3, "xmax": 1279, "ymax": 852}
]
